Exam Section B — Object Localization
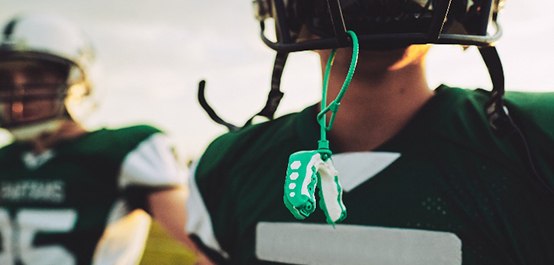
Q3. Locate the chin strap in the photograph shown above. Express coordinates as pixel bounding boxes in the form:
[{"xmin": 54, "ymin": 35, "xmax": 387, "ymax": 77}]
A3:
[
  {"xmin": 479, "ymin": 46, "xmax": 554, "ymax": 196},
  {"xmin": 245, "ymin": 52, "xmax": 288, "ymax": 125},
  {"xmin": 197, "ymin": 80, "xmax": 239, "ymax": 131},
  {"xmin": 197, "ymin": 52, "xmax": 289, "ymax": 131},
  {"xmin": 479, "ymin": 46, "xmax": 512, "ymax": 134}
]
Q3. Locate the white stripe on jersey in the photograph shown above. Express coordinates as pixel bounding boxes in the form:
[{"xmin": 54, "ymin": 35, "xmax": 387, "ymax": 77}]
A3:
[
  {"xmin": 185, "ymin": 161, "xmax": 229, "ymax": 258},
  {"xmin": 256, "ymin": 222, "xmax": 461, "ymax": 265}
]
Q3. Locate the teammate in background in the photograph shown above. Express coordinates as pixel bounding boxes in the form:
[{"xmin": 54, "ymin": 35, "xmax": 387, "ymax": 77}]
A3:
[
  {"xmin": 0, "ymin": 14, "xmax": 214, "ymax": 265},
  {"xmin": 187, "ymin": 0, "xmax": 554, "ymax": 264}
]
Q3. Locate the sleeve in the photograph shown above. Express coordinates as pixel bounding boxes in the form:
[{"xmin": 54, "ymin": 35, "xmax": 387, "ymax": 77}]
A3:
[
  {"xmin": 185, "ymin": 161, "xmax": 229, "ymax": 260},
  {"xmin": 118, "ymin": 132, "xmax": 185, "ymax": 189}
]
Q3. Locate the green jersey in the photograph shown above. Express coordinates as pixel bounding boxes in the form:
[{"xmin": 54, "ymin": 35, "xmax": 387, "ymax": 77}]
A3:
[
  {"xmin": 0, "ymin": 125, "xmax": 184, "ymax": 265},
  {"xmin": 187, "ymin": 86, "xmax": 554, "ymax": 265}
]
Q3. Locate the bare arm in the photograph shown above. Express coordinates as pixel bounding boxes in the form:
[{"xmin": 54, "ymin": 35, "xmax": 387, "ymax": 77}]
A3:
[{"xmin": 148, "ymin": 187, "xmax": 216, "ymax": 265}]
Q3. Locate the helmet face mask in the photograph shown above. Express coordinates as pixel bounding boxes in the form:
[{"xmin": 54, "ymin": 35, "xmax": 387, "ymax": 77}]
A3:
[
  {"xmin": 0, "ymin": 59, "xmax": 70, "ymax": 129},
  {"xmin": 0, "ymin": 13, "xmax": 95, "ymax": 133},
  {"xmin": 254, "ymin": 0, "xmax": 503, "ymax": 52}
]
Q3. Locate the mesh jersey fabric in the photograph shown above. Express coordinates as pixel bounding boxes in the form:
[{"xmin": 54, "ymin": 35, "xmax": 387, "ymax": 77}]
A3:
[{"xmin": 189, "ymin": 85, "xmax": 554, "ymax": 264}]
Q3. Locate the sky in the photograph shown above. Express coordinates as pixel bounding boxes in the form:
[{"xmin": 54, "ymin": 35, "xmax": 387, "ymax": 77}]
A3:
[{"xmin": 0, "ymin": 0, "xmax": 553, "ymax": 162}]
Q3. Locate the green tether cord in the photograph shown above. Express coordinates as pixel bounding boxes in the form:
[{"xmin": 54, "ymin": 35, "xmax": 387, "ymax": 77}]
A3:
[{"xmin": 317, "ymin": 30, "xmax": 359, "ymax": 160}]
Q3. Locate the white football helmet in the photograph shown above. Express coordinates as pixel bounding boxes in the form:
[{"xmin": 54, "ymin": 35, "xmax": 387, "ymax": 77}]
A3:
[{"xmin": 0, "ymin": 13, "xmax": 95, "ymax": 139}]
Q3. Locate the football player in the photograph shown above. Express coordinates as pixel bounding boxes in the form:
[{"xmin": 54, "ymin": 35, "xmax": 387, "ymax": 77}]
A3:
[
  {"xmin": 187, "ymin": 0, "xmax": 554, "ymax": 264},
  {"xmin": 0, "ymin": 13, "xmax": 213, "ymax": 265}
]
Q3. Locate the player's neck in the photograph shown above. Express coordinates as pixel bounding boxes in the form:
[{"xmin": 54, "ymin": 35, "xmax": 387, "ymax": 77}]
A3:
[
  {"xmin": 29, "ymin": 121, "xmax": 88, "ymax": 153},
  {"xmin": 321, "ymin": 51, "xmax": 433, "ymax": 152}
]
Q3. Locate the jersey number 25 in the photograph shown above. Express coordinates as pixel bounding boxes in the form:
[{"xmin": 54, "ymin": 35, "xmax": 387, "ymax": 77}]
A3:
[{"xmin": 0, "ymin": 208, "xmax": 77, "ymax": 265}]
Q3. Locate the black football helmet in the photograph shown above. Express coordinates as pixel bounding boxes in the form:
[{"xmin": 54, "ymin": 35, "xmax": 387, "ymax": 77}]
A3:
[
  {"xmin": 199, "ymin": 0, "xmax": 507, "ymax": 132},
  {"xmin": 246, "ymin": 0, "xmax": 508, "ymax": 132},
  {"xmin": 254, "ymin": 0, "xmax": 505, "ymax": 51}
]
